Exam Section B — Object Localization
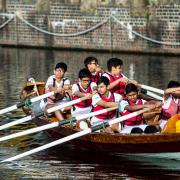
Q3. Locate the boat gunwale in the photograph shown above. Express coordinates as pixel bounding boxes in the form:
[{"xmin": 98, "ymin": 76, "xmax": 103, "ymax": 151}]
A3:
[{"xmin": 35, "ymin": 116, "xmax": 180, "ymax": 145}]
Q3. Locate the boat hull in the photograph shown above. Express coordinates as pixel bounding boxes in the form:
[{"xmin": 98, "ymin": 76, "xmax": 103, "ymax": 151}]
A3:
[{"xmin": 34, "ymin": 117, "xmax": 180, "ymax": 154}]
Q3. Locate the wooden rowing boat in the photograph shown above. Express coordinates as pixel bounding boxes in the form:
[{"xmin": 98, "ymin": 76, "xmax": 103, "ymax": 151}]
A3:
[
  {"xmin": 21, "ymin": 81, "xmax": 180, "ymax": 154},
  {"xmin": 34, "ymin": 115, "xmax": 180, "ymax": 154}
]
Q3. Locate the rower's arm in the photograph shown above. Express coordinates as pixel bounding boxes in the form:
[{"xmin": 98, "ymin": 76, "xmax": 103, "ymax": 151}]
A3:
[
  {"xmin": 74, "ymin": 91, "xmax": 92, "ymax": 98},
  {"xmin": 124, "ymin": 103, "xmax": 157, "ymax": 112},
  {"xmin": 96, "ymin": 99, "xmax": 118, "ymax": 108},
  {"xmin": 108, "ymin": 78, "xmax": 128, "ymax": 90},
  {"xmin": 48, "ymin": 84, "xmax": 65, "ymax": 94},
  {"xmin": 164, "ymin": 87, "xmax": 180, "ymax": 97}
]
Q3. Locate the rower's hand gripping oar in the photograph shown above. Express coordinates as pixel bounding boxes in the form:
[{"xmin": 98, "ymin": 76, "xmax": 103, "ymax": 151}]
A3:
[
  {"xmin": 0, "ymin": 107, "xmax": 118, "ymax": 142},
  {"xmin": 0, "ymin": 91, "xmax": 55, "ymax": 115},
  {"xmin": 0, "ymin": 96, "xmax": 90, "ymax": 131},
  {"xmin": 1, "ymin": 108, "xmax": 149, "ymax": 162}
]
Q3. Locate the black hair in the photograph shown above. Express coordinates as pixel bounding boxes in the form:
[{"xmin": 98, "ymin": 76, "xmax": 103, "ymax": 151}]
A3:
[
  {"xmin": 125, "ymin": 83, "xmax": 138, "ymax": 95},
  {"xmin": 167, "ymin": 80, "xmax": 180, "ymax": 88},
  {"xmin": 107, "ymin": 58, "xmax": 123, "ymax": 72},
  {"xmin": 55, "ymin": 62, "xmax": 67, "ymax": 72},
  {"xmin": 84, "ymin": 56, "xmax": 98, "ymax": 68},
  {"xmin": 78, "ymin": 68, "xmax": 91, "ymax": 79},
  {"xmin": 97, "ymin": 76, "xmax": 110, "ymax": 86}
]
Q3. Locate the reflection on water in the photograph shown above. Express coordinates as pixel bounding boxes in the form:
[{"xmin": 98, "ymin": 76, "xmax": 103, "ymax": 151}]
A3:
[
  {"xmin": 0, "ymin": 47, "xmax": 180, "ymax": 179},
  {"xmin": 1, "ymin": 135, "xmax": 180, "ymax": 179}
]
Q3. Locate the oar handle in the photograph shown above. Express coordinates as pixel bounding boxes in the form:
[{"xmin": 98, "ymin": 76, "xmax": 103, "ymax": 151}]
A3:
[
  {"xmin": 109, "ymin": 108, "xmax": 150, "ymax": 125},
  {"xmin": 30, "ymin": 91, "xmax": 55, "ymax": 103}
]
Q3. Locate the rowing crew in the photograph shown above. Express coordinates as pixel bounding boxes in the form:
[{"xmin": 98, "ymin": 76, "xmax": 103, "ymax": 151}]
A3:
[{"xmin": 32, "ymin": 57, "xmax": 180, "ymax": 134}]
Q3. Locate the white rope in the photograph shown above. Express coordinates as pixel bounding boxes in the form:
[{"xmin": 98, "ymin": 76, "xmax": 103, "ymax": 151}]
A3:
[
  {"xmin": 111, "ymin": 15, "xmax": 180, "ymax": 46},
  {"xmin": 0, "ymin": 13, "xmax": 179, "ymax": 46},
  {"xmin": 16, "ymin": 12, "xmax": 110, "ymax": 37},
  {"xmin": 0, "ymin": 14, "xmax": 15, "ymax": 29}
]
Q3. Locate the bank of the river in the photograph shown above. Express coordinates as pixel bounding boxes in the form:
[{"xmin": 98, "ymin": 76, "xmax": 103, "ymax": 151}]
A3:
[{"xmin": 0, "ymin": 1, "xmax": 179, "ymax": 54}]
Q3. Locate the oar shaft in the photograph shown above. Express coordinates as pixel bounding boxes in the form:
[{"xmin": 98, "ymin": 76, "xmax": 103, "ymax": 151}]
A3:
[
  {"xmin": 1, "ymin": 109, "xmax": 147, "ymax": 162},
  {"xmin": 0, "ymin": 95, "xmax": 89, "ymax": 130},
  {"xmin": 0, "ymin": 107, "xmax": 118, "ymax": 142},
  {"xmin": 122, "ymin": 74, "xmax": 164, "ymax": 98},
  {"xmin": 2, "ymin": 128, "xmax": 91, "ymax": 162},
  {"xmin": 141, "ymin": 85, "xmax": 164, "ymax": 95},
  {"xmin": 76, "ymin": 106, "xmax": 118, "ymax": 121},
  {"xmin": 0, "ymin": 122, "xmax": 59, "ymax": 142},
  {"xmin": 0, "ymin": 104, "xmax": 22, "ymax": 115},
  {"xmin": 0, "ymin": 91, "xmax": 55, "ymax": 115},
  {"xmin": 146, "ymin": 91, "xmax": 163, "ymax": 101},
  {"xmin": 47, "ymin": 96, "xmax": 89, "ymax": 113},
  {"xmin": 30, "ymin": 92, "xmax": 54, "ymax": 103},
  {"xmin": 109, "ymin": 108, "xmax": 149, "ymax": 125},
  {"xmin": 0, "ymin": 115, "xmax": 32, "ymax": 130}
]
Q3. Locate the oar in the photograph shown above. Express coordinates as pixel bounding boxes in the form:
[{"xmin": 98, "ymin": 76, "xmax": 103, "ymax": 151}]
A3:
[
  {"xmin": 122, "ymin": 74, "xmax": 163, "ymax": 99},
  {"xmin": 140, "ymin": 89, "xmax": 163, "ymax": 101},
  {"xmin": 0, "ymin": 91, "xmax": 55, "ymax": 115},
  {"xmin": 0, "ymin": 107, "xmax": 118, "ymax": 142},
  {"xmin": 145, "ymin": 91, "xmax": 163, "ymax": 101},
  {"xmin": 0, "ymin": 96, "xmax": 89, "ymax": 131},
  {"xmin": 1, "ymin": 108, "xmax": 149, "ymax": 162},
  {"xmin": 140, "ymin": 84, "xmax": 164, "ymax": 95}
]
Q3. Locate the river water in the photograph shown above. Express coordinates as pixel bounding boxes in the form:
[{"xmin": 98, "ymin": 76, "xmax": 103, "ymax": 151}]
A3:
[{"xmin": 0, "ymin": 47, "xmax": 180, "ymax": 179}]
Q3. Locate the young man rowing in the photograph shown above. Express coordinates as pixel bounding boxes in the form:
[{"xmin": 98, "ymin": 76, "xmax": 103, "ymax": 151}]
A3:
[
  {"xmin": 71, "ymin": 68, "xmax": 97, "ymax": 117},
  {"xmin": 40, "ymin": 62, "xmax": 71, "ymax": 121},
  {"xmin": 91, "ymin": 76, "xmax": 123, "ymax": 133},
  {"xmin": 119, "ymin": 83, "xmax": 161, "ymax": 134}
]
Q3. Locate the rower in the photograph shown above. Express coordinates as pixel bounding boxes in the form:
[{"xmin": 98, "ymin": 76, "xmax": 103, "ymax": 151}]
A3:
[
  {"xmin": 159, "ymin": 80, "xmax": 180, "ymax": 130},
  {"xmin": 119, "ymin": 83, "xmax": 161, "ymax": 134},
  {"xmin": 84, "ymin": 56, "xmax": 103, "ymax": 83},
  {"xmin": 71, "ymin": 68, "xmax": 97, "ymax": 117},
  {"xmin": 91, "ymin": 76, "xmax": 123, "ymax": 133},
  {"xmin": 40, "ymin": 62, "xmax": 71, "ymax": 121},
  {"xmin": 102, "ymin": 58, "xmax": 136, "ymax": 97}
]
